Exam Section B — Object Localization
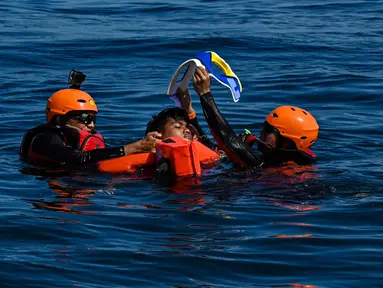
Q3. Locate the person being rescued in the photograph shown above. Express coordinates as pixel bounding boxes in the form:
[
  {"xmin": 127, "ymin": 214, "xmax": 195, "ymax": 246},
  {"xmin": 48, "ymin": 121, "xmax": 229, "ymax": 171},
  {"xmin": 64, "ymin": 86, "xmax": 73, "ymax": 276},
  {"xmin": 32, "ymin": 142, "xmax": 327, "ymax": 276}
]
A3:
[
  {"xmin": 95, "ymin": 103, "xmax": 222, "ymax": 180},
  {"xmin": 177, "ymin": 67, "xmax": 319, "ymax": 169},
  {"xmin": 140, "ymin": 96, "xmax": 222, "ymax": 182},
  {"xmin": 20, "ymin": 70, "xmax": 162, "ymax": 169}
]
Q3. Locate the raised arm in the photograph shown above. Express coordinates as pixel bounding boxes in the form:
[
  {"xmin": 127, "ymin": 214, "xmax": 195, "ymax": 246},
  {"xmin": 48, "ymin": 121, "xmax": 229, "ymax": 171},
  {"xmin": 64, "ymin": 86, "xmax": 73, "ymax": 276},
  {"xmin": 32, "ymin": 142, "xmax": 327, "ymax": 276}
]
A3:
[{"xmin": 193, "ymin": 67, "xmax": 263, "ymax": 168}]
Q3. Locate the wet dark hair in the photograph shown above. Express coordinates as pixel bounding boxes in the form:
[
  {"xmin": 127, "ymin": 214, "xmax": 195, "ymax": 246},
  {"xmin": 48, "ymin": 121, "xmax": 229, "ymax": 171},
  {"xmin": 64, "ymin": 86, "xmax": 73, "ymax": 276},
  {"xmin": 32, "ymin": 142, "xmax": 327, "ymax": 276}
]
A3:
[{"xmin": 145, "ymin": 107, "xmax": 190, "ymax": 134}]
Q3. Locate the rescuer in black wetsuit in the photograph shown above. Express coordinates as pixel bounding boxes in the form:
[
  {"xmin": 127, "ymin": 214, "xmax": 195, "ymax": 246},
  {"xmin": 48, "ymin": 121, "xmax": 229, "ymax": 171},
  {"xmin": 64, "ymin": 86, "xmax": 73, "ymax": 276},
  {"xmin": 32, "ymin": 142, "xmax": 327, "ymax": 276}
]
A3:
[
  {"xmin": 20, "ymin": 70, "xmax": 162, "ymax": 169},
  {"xmin": 177, "ymin": 67, "xmax": 319, "ymax": 169}
]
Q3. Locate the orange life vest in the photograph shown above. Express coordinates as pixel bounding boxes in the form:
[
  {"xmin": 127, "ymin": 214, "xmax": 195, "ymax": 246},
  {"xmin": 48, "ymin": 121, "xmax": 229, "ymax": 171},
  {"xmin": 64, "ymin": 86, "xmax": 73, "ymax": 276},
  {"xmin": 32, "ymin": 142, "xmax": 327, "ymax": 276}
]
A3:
[{"xmin": 97, "ymin": 136, "xmax": 221, "ymax": 177}]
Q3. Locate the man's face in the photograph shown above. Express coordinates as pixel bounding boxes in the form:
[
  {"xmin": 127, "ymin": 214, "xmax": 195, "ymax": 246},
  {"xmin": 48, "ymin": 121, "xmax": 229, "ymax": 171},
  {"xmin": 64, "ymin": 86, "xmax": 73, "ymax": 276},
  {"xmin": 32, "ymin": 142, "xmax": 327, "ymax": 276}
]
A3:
[
  {"xmin": 259, "ymin": 130, "xmax": 277, "ymax": 148},
  {"xmin": 258, "ymin": 125, "xmax": 278, "ymax": 155},
  {"xmin": 161, "ymin": 118, "xmax": 193, "ymax": 141},
  {"xmin": 65, "ymin": 112, "xmax": 96, "ymax": 132}
]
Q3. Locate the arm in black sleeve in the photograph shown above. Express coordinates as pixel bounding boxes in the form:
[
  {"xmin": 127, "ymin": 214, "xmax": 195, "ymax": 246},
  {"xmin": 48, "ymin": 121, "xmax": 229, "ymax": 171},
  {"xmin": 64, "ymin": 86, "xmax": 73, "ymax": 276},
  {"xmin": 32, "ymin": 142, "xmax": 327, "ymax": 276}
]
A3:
[
  {"xmin": 32, "ymin": 132, "xmax": 125, "ymax": 166},
  {"xmin": 199, "ymin": 92, "xmax": 263, "ymax": 168},
  {"xmin": 189, "ymin": 117, "xmax": 217, "ymax": 150}
]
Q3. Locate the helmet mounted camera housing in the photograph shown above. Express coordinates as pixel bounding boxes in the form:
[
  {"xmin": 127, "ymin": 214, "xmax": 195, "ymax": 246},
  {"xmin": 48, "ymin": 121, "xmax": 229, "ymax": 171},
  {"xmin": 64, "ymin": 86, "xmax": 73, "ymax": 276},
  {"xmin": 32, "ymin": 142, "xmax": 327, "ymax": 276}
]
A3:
[{"xmin": 68, "ymin": 70, "xmax": 86, "ymax": 89}]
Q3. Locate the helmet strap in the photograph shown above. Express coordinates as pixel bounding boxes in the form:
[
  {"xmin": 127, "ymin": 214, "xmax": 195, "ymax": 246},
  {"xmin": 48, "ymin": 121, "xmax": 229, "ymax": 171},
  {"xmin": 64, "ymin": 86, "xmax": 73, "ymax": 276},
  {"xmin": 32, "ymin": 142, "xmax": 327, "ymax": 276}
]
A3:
[
  {"xmin": 64, "ymin": 124, "xmax": 82, "ymax": 131},
  {"xmin": 255, "ymin": 136, "xmax": 299, "ymax": 153}
]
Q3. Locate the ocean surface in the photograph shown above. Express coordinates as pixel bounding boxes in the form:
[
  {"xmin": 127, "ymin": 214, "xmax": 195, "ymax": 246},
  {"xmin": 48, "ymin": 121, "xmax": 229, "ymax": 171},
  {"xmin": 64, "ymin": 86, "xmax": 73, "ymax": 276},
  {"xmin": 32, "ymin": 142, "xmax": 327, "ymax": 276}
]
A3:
[{"xmin": 1, "ymin": 0, "xmax": 383, "ymax": 287}]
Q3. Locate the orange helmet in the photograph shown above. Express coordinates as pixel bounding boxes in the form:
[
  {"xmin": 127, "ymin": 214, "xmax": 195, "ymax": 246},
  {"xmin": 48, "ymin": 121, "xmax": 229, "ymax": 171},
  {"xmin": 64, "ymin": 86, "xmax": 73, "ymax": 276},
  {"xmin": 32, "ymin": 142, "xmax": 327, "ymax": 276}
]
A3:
[
  {"xmin": 46, "ymin": 88, "xmax": 98, "ymax": 122},
  {"xmin": 265, "ymin": 106, "xmax": 319, "ymax": 151}
]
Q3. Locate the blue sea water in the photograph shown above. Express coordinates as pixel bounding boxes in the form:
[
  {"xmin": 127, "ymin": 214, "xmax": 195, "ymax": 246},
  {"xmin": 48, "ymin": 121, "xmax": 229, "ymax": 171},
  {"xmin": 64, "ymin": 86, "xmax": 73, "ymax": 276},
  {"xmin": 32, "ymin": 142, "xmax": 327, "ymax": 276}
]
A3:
[{"xmin": 1, "ymin": 0, "xmax": 383, "ymax": 287}]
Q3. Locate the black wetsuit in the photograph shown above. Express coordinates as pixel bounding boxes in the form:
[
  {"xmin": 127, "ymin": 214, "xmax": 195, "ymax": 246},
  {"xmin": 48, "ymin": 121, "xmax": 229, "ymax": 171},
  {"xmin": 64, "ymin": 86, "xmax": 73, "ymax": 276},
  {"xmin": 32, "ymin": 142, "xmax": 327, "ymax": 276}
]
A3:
[
  {"xmin": 199, "ymin": 92, "xmax": 263, "ymax": 167},
  {"xmin": 199, "ymin": 92, "xmax": 316, "ymax": 168},
  {"xmin": 20, "ymin": 124, "xmax": 125, "ymax": 168}
]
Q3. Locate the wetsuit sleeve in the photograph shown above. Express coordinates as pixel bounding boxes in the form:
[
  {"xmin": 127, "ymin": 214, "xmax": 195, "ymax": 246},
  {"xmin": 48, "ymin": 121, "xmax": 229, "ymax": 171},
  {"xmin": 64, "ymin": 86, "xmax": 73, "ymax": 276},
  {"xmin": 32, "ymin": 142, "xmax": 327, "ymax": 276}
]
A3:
[
  {"xmin": 32, "ymin": 132, "xmax": 125, "ymax": 166},
  {"xmin": 189, "ymin": 117, "xmax": 217, "ymax": 150},
  {"xmin": 199, "ymin": 92, "xmax": 263, "ymax": 168}
]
